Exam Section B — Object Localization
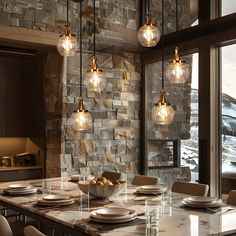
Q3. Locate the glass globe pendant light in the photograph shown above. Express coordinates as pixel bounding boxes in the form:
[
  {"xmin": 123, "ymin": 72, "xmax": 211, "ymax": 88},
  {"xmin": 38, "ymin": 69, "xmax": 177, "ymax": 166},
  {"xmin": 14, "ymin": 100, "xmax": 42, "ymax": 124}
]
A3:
[
  {"xmin": 137, "ymin": 0, "xmax": 161, "ymax": 47},
  {"xmin": 71, "ymin": 97, "xmax": 92, "ymax": 130},
  {"xmin": 165, "ymin": 47, "xmax": 190, "ymax": 83},
  {"xmin": 152, "ymin": 0, "xmax": 175, "ymax": 125},
  {"xmin": 57, "ymin": 0, "xmax": 77, "ymax": 57},
  {"xmin": 71, "ymin": 0, "xmax": 92, "ymax": 131},
  {"xmin": 86, "ymin": 0, "xmax": 105, "ymax": 92},
  {"xmin": 166, "ymin": 0, "xmax": 190, "ymax": 83},
  {"xmin": 152, "ymin": 90, "xmax": 175, "ymax": 125}
]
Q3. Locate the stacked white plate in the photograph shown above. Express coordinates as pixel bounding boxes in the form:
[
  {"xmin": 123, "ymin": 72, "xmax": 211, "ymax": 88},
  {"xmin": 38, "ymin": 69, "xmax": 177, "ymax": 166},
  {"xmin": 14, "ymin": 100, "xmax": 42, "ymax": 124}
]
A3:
[
  {"xmin": 182, "ymin": 196, "xmax": 223, "ymax": 208},
  {"xmin": 136, "ymin": 185, "xmax": 167, "ymax": 195},
  {"xmin": 37, "ymin": 194, "xmax": 75, "ymax": 206},
  {"xmin": 90, "ymin": 207, "xmax": 137, "ymax": 223},
  {"xmin": 4, "ymin": 183, "xmax": 37, "ymax": 195}
]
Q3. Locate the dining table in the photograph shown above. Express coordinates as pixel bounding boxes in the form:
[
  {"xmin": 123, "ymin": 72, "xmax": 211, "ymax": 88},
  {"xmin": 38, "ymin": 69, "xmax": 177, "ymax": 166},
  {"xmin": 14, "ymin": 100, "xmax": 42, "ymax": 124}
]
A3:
[{"xmin": 0, "ymin": 178, "xmax": 236, "ymax": 236}]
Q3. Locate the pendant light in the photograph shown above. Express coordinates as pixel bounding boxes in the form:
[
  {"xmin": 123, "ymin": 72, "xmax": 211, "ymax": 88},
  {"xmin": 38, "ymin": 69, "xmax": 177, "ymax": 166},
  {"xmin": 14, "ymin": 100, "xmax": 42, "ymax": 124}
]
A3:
[
  {"xmin": 57, "ymin": 0, "xmax": 77, "ymax": 57},
  {"xmin": 152, "ymin": 0, "xmax": 175, "ymax": 125},
  {"xmin": 137, "ymin": 0, "xmax": 161, "ymax": 47},
  {"xmin": 86, "ymin": 0, "xmax": 105, "ymax": 92},
  {"xmin": 165, "ymin": 0, "xmax": 190, "ymax": 83},
  {"xmin": 70, "ymin": 0, "xmax": 92, "ymax": 131}
]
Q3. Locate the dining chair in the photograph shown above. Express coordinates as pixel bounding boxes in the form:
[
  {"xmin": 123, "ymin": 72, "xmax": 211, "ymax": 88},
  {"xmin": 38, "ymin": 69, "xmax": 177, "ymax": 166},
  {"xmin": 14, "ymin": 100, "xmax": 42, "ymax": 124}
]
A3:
[
  {"xmin": 0, "ymin": 215, "xmax": 13, "ymax": 236},
  {"xmin": 101, "ymin": 171, "xmax": 121, "ymax": 180},
  {"xmin": 171, "ymin": 181, "xmax": 209, "ymax": 196},
  {"xmin": 226, "ymin": 190, "xmax": 236, "ymax": 205},
  {"xmin": 24, "ymin": 226, "xmax": 46, "ymax": 236},
  {"xmin": 131, "ymin": 175, "xmax": 158, "ymax": 186}
]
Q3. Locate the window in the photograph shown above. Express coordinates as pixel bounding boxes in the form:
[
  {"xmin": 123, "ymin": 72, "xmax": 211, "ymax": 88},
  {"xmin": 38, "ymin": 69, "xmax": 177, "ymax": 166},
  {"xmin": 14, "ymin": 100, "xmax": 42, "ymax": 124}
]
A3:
[
  {"xmin": 221, "ymin": 0, "xmax": 236, "ymax": 16},
  {"xmin": 221, "ymin": 44, "xmax": 236, "ymax": 194}
]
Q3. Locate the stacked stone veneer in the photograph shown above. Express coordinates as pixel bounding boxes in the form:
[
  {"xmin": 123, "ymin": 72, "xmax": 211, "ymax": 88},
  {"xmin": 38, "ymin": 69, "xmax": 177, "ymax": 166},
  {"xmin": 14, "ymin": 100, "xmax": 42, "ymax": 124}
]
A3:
[
  {"xmin": 62, "ymin": 51, "xmax": 141, "ymax": 179},
  {"xmin": 0, "ymin": 0, "xmax": 196, "ymax": 178}
]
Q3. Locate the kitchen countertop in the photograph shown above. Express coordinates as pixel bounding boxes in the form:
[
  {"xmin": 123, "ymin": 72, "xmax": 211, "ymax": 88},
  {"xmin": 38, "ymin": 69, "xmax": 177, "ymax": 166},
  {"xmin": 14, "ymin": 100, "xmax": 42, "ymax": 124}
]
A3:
[
  {"xmin": 0, "ymin": 166, "xmax": 43, "ymax": 171},
  {"xmin": 0, "ymin": 179, "xmax": 236, "ymax": 236}
]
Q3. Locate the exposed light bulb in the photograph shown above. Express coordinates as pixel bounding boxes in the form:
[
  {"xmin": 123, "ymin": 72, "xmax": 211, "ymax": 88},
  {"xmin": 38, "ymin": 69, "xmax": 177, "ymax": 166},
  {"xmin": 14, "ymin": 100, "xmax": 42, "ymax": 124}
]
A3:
[
  {"xmin": 86, "ymin": 57, "xmax": 106, "ymax": 92},
  {"xmin": 57, "ymin": 24, "xmax": 77, "ymax": 57},
  {"xmin": 137, "ymin": 14, "xmax": 161, "ymax": 47},
  {"xmin": 166, "ymin": 47, "xmax": 190, "ymax": 83},
  {"xmin": 152, "ymin": 90, "xmax": 175, "ymax": 125},
  {"xmin": 62, "ymin": 37, "xmax": 74, "ymax": 52},
  {"xmin": 70, "ymin": 98, "xmax": 92, "ymax": 131},
  {"xmin": 143, "ymin": 26, "xmax": 155, "ymax": 41}
]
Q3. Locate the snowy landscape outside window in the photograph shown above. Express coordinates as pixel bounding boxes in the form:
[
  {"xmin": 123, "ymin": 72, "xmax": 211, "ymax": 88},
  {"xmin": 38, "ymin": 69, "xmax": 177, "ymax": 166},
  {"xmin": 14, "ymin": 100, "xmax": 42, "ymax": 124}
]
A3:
[{"xmin": 221, "ymin": 44, "xmax": 236, "ymax": 173}]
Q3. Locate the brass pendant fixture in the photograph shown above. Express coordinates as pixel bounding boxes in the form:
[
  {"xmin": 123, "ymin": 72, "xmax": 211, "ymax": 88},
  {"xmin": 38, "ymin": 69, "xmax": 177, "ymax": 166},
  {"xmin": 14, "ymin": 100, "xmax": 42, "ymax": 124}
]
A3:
[
  {"xmin": 152, "ymin": 90, "xmax": 175, "ymax": 125},
  {"xmin": 152, "ymin": 0, "xmax": 175, "ymax": 125},
  {"xmin": 166, "ymin": 0, "xmax": 190, "ymax": 83},
  {"xmin": 166, "ymin": 47, "xmax": 190, "ymax": 83},
  {"xmin": 57, "ymin": 0, "xmax": 77, "ymax": 57},
  {"xmin": 86, "ymin": 0, "xmax": 105, "ymax": 92},
  {"xmin": 71, "ymin": 97, "xmax": 92, "ymax": 130},
  {"xmin": 70, "ymin": 0, "xmax": 92, "ymax": 131},
  {"xmin": 137, "ymin": 0, "xmax": 160, "ymax": 47}
]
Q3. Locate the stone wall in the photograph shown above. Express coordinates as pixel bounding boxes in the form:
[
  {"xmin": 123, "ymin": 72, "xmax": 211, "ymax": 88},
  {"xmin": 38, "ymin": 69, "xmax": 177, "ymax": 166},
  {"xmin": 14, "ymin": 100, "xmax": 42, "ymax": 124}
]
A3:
[
  {"xmin": 62, "ymin": 52, "xmax": 141, "ymax": 179},
  {"xmin": 45, "ymin": 50, "xmax": 64, "ymax": 177}
]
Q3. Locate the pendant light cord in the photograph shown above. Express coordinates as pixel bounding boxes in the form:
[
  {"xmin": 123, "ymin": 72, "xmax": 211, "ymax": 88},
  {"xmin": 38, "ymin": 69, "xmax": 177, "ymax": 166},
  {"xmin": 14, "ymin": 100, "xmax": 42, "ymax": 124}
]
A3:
[
  {"xmin": 66, "ymin": 0, "xmax": 69, "ymax": 24},
  {"xmin": 147, "ymin": 0, "xmax": 150, "ymax": 14},
  {"xmin": 93, "ymin": 0, "xmax": 96, "ymax": 57},
  {"xmin": 79, "ymin": 0, "xmax": 82, "ymax": 96},
  {"xmin": 176, "ymin": 0, "xmax": 178, "ymax": 45},
  {"xmin": 161, "ymin": 0, "xmax": 164, "ymax": 90}
]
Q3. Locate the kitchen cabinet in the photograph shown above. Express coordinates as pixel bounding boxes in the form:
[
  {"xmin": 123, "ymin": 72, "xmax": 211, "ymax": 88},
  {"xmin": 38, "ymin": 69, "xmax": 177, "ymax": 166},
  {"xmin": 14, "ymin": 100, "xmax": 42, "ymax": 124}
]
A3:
[
  {"xmin": 0, "ymin": 52, "xmax": 44, "ymax": 137},
  {"xmin": 0, "ymin": 166, "xmax": 43, "ymax": 182}
]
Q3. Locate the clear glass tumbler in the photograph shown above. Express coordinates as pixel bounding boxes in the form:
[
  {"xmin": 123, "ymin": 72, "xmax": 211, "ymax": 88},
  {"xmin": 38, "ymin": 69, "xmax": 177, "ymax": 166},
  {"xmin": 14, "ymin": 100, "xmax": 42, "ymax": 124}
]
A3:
[{"xmin": 145, "ymin": 200, "xmax": 160, "ymax": 236}]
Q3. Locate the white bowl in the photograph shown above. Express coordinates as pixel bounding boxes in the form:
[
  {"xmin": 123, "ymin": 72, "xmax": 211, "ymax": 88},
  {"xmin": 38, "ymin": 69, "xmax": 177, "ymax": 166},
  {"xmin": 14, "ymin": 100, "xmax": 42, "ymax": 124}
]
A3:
[{"xmin": 78, "ymin": 180, "xmax": 125, "ymax": 198}]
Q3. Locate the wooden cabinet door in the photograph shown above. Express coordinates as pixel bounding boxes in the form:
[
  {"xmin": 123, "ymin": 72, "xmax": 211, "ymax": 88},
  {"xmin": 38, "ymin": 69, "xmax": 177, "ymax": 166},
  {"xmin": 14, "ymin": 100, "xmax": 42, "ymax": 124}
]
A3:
[
  {"xmin": 0, "ymin": 53, "xmax": 44, "ymax": 137},
  {"xmin": 5, "ymin": 57, "xmax": 30, "ymax": 136},
  {"xmin": 0, "ymin": 58, "xmax": 6, "ymax": 135},
  {"xmin": 0, "ymin": 55, "xmax": 31, "ymax": 136}
]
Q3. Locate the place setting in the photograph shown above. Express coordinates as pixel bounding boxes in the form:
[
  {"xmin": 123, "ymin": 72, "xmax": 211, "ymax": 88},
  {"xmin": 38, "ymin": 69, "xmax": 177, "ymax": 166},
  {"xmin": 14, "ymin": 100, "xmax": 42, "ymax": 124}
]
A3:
[
  {"xmin": 182, "ymin": 196, "xmax": 223, "ymax": 209},
  {"xmin": 36, "ymin": 194, "xmax": 75, "ymax": 207},
  {"xmin": 135, "ymin": 185, "xmax": 167, "ymax": 195},
  {"xmin": 3, "ymin": 183, "xmax": 38, "ymax": 195},
  {"xmin": 89, "ymin": 207, "xmax": 137, "ymax": 224}
]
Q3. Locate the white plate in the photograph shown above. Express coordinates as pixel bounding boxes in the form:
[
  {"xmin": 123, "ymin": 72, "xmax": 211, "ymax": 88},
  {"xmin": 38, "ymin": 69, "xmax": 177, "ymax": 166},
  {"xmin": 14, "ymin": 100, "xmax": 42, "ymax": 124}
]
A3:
[
  {"xmin": 4, "ymin": 187, "xmax": 37, "ymax": 195},
  {"xmin": 137, "ymin": 188, "xmax": 166, "ymax": 192},
  {"xmin": 7, "ymin": 185, "xmax": 35, "ymax": 191},
  {"xmin": 186, "ymin": 196, "xmax": 217, "ymax": 203},
  {"xmin": 90, "ymin": 209, "xmax": 136, "ymax": 220},
  {"xmin": 37, "ymin": 199, "xmax": 75, "ymax": 206},
  {"xmin": 183, "ymin": 199, "xmax": 223, "ymax": 208},
  {"xmin": 96, "ymin": 208, "xmax": 130, "ymax": 217},
  {"xmin": 8, "ymin": 184, "xmax": 32, "ymax": 189},
  {"xmin": 43, "ymin": 195, "xmax": 69, "ymax": 201},
  {"xmin": 38, "ymin": 198, "xmax": 73, "ymax": 204},
  {"xmin": 90, "ymin": 215, "xmax": 137, "ymax": 224},
  {"xmin": 139, "ymin": 185, "xmax": 165, "ymax": 190},
  {"xmin": 136, "ymin": 187, "xmax": 167, "ymax": 195}
]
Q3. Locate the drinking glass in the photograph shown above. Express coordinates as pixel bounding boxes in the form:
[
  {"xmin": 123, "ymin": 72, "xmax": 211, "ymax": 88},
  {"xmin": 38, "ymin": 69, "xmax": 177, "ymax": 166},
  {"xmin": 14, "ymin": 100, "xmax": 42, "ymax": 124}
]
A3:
[
  {"xmin": 42, "ymin": 180, "xmax": 51, "ymax": 196},
  {"xmin": 161, "ymin": 189, "xmax": 172, "ymax": 205},
  {"xmin": 145, "ymin": 200, "xmax": 160, "ymax": 236}
]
